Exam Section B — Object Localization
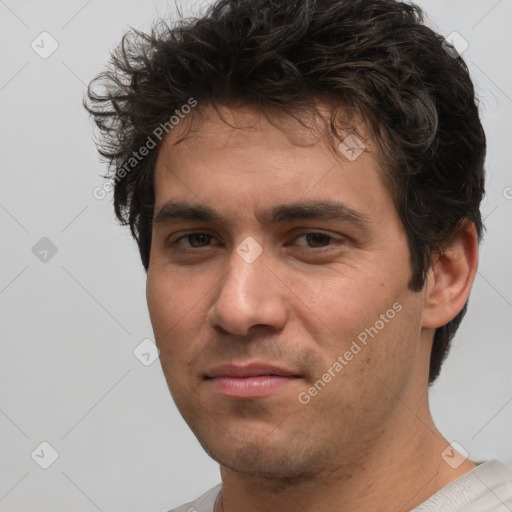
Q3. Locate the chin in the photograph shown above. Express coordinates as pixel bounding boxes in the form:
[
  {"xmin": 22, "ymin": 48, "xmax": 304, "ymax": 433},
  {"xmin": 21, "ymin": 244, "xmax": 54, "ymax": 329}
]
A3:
[{"xmin": 197, "ymin": 432, "xmax": 331, "ymax": 481}]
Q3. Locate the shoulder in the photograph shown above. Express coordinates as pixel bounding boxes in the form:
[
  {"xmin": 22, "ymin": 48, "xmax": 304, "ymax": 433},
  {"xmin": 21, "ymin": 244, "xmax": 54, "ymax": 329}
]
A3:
[
  {"xmin": 412, "ymin": 460, "xmax": 512, "ymax": 511},
  {"xmin": 166, "ymin": 484, "xmax": 222, "ymax": 512}
]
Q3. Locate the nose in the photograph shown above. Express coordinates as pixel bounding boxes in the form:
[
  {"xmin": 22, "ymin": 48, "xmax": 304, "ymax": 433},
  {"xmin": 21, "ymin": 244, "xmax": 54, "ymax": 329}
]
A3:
[{"xmin": 208, "ymin": 243, "xmax": 288, "ymax": 337}]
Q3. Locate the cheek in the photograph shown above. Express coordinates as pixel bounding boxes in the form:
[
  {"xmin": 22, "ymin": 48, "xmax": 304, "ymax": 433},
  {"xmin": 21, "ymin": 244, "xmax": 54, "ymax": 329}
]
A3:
[
  {"xmin": 146, "ymin": 267, "xmax": 215, "ymax": 378},
  {"xmin": 146, "ymin": 270, "xmax": 191, "ymax": 358},
  {"xmin": 146, "ymin": 264, "xmax": 199, "ymax": 330},
  {"xmin": 146, "ymin": 274, "xmax": 196, "ymax": 410},
  {"xmin": 318, "ymin": 271, "xmax": 395, "ymax": 338},
  {"xmin": 310, "ymin": 272, "xmax": 420, "ymax": 392},
  {"xmin": 301, "ymin": 304, "xmax": 420, "ymax": 437},
  {"xmin": 146, "ymin": 271, "xmax": 170, "ymax": 337}
]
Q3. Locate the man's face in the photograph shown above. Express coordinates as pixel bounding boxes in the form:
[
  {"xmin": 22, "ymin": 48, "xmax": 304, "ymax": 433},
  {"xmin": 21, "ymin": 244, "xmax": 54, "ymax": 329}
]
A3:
[{"xmin": 146, "ymin": 105, "xmax": 429, "ymax": 478}]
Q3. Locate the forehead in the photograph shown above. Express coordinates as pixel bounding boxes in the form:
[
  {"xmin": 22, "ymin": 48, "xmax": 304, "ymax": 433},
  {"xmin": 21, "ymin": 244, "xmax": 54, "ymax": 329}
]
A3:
[{"xmin": 162, "ymin": 102, "xmax": 374, "ymax": 156}]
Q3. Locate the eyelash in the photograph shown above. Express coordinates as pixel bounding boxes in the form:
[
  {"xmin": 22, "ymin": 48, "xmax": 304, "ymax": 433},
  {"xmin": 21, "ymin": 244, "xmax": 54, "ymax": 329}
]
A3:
[{"xmin": 169, "ymin": 231, "xmax": 344, "ymax": 252}]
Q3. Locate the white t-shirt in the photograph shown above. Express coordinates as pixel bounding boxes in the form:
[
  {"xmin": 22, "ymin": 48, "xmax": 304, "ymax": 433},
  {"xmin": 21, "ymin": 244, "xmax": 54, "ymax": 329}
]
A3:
[{"xmin": 167, "ymin": 460, "xmax": 512, "ymax": 512}]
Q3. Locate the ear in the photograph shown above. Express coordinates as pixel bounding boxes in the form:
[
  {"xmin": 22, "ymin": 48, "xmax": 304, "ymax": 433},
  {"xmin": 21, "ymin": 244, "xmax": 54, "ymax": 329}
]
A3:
[{"xmin": 422, "ymin": 221, "xmax": 479, "ymax": 329}]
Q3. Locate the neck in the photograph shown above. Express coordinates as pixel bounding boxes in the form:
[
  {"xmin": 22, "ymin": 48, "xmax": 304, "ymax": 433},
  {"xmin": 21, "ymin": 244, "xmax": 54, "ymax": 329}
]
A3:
[{"xmin": 215, "ymin": 389, "xmax": 475, "ymax": 512}]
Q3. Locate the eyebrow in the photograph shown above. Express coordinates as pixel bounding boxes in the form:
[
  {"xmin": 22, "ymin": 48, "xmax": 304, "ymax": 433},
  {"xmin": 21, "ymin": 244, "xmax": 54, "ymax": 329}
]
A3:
[{"xmin": 153, "ymin": 199, "xmax": 372, "ymax": 229}]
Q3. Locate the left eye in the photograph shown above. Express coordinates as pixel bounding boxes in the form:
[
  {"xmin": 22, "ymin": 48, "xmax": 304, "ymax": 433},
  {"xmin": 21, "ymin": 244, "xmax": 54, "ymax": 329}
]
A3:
[{"xmin": 294, "ymin": 232, "xmax": 337, "ymax": 248}]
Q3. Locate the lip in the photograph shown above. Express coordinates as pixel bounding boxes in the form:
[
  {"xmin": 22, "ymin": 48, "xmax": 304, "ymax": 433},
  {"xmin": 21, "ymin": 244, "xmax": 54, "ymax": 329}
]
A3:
[
  {"xmin": 205, "ymin": 363, "xmax": 299, "ymax": 378},
  {"xmin": 204, "ymin": 363, "xmax": 301, "ymax": 399}
]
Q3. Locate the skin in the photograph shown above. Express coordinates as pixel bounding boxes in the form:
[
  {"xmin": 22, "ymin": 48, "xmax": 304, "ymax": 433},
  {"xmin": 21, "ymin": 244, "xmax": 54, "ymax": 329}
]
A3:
[{"xmin": 146, "ymin": 104, "xmax": 479, "ymax": 512}]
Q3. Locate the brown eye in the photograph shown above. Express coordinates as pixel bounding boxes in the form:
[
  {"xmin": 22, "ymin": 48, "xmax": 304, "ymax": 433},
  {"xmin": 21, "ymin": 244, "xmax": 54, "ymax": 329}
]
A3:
[
  {"xmin": 304, "ymin": 233, "xmax": 332, "ymax": 248},
  {"xmin": 173, "ymin": 232, "xmax": 218, "ymax": 249},
  {"xmin": 294, "ymin": 232, "xmax": 342, "ymax": 249}
]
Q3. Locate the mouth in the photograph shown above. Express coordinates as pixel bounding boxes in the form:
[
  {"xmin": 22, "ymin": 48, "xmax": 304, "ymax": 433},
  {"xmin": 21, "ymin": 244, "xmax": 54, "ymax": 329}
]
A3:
[{"xmin": 204, "ymin": 363, "xmax": 302, "ymax": 399}]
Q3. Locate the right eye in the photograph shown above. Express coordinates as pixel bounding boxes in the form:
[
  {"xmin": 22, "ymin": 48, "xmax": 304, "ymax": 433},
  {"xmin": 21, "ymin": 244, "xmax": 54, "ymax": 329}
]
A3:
[{"xmin": 170, "ymin": 232, "xmax": 221, "ymax": 250}]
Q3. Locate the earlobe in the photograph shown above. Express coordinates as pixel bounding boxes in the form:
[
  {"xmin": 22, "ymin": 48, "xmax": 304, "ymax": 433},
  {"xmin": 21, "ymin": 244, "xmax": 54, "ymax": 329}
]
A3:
[{"xmin": 422, "ymin": 222, "xmax": 479, "ymax": 329}]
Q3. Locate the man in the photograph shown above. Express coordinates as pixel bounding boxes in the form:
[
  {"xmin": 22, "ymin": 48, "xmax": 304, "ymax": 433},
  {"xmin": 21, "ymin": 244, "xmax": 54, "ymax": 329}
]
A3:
[{"xmin": 85, "ymin": 0, "xmax": 512, "ymax": 510}]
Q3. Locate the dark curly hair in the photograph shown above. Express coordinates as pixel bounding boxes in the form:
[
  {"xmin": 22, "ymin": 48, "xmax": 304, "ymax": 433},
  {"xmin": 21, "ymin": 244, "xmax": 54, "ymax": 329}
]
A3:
[{"xmin": 85, "ymin": 0, "xmax": 486, "ymax": 383}]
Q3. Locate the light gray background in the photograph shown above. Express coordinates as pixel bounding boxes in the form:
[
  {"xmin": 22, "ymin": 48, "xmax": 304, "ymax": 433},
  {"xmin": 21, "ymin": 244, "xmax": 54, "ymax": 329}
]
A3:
[{"xmin": 0, "ymin": 0, "xmax": 510, "ymax": 511}]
